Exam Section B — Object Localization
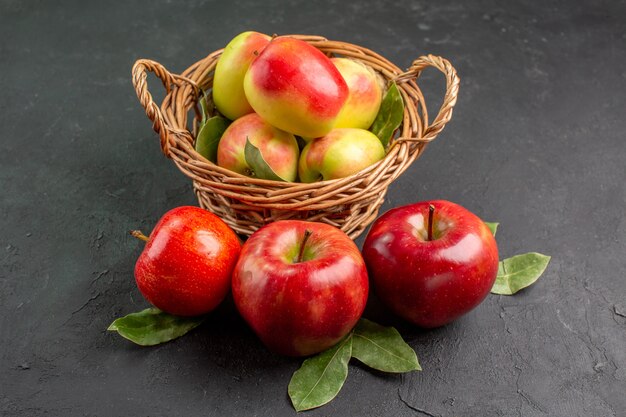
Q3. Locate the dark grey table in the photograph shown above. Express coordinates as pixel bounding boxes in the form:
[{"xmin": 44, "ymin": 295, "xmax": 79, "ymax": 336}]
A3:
[{"xmin": 2, "ymin": 1, "xmax": 625, "ymax": 416}]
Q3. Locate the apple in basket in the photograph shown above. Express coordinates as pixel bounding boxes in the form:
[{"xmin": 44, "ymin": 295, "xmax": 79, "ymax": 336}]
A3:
[
  {"xmin": 298, "ymin": 128, "xmax": 385, "ymax": 182},
  {"xmin": 212, "ymin": 31, "xmax": 271, "ymax": 120},
  {"xmin": 243, "ymin": 36, "xmax": 349, "ymax": 138},
  {"xmin": 331, "ymin": 57, "xmax": 384, "ymax": 130},
  {"xmin": 362, "ymin": 200, "xmax": 499, "ymax": 328},
  {"xmin": 132, "ymin": 206, "xmax": 241, "ymax": 317},
  {"xmin": 231, "ymin": 220, "xmax": 369, "ymax": 356},
  {"xmin": 217, "ymin": 112, "xmax": 299, "ymax": 182}
]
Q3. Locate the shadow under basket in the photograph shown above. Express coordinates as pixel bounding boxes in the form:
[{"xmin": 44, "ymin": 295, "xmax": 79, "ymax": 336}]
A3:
[{"xmin": 132, "ymin": 34, "xmax": 459, "ymax": 239}]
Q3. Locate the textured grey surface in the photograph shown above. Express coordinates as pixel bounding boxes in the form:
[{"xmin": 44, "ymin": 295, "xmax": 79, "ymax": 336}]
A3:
[{"xmin": 1, "ymin": 0, "xmax": 625, "ymax": 416}]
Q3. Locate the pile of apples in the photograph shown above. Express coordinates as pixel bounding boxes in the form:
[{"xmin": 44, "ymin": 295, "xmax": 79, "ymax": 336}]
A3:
[
  {"xmin": 210, "ymin": 31, "xmax": 386, "ymax": 182},
  {"xmin": 133, "ymin": 201, "xmax": 498, "ymax": 357},
  {"xmin": 131, "ymin": 32, "xmax": 499, "ymax": 357}
]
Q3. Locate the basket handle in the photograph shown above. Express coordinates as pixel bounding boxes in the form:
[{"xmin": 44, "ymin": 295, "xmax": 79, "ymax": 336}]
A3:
[
  {"xmin": 395, "ymin": 54, "xmax": 460, "ymax": 142},
  {"xmin": 131, "ymin": 59, "xmax": 198, "ymax": 156}
]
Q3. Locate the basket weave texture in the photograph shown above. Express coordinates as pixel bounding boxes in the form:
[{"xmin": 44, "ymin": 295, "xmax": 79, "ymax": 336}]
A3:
[{"xmin": 132, "ymin": 35, "xmax": 459, "ymax": 239}]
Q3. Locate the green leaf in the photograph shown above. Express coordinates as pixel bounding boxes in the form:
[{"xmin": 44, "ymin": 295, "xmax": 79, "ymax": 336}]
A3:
[
  {"xmin": 288, "ymin": 336, "xmax": 352, "ymax": 411},
  {"xmin": 491, "ymin": 253, "xmax": 551, "ymax": 295},
  {"xmin": 244, "ymin": 137, "xmax": 286, "ymax": 181},
  {"xmin": 107, "ymin": 308, "xmax": 205, "ymax": 346},
  {"xmin": 352, "ymin": 319, "xmax": 421, "ymax": 373},
  {"xmin": 199, "ymin": 93, "xmax": 209, "ymax": 126},
  {"xmin": 485, "ymin": 222, "xmax": 499, "ymax": 236},
  {"xmin": 370, "ymin": 82, "xmax": 404, "ymax": 148},
  {"xmin": 195, "ymin": 116, "xmax": 229, "ymax": 163}
]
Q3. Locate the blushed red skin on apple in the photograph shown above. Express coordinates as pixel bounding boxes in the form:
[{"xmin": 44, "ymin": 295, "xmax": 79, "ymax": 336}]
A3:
[
  {"xmin": 362, "ymin": 200, "xmax": 499, "ymax": 328},
  {"xmin": 231, "ymin": 220, "xmax": 368, "ymax": 356},
  {"xmin": 216, "ymin": 112, "xmax": 299, "ymax": 181},
  {"xmin": 244, "ymin": 37, "xmax": 349, "ymax": 137},
  {"xmin": 249, "ymin": 38, "xmax": 345, "ymax": 117},
  {"xmin": 134, "ymin": 206, "xmax": 241, "ymax": 317}
]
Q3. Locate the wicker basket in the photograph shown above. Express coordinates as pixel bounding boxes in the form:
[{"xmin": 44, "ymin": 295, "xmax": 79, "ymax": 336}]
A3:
[{"xmin": 132, "ymin": 34, "xmax": 459, "ymax": 239}]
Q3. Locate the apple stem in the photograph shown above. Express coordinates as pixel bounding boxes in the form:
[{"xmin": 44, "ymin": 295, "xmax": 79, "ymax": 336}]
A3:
[
  {"xmin": 296, "ymin": 229, "xmax": 313, "ymax": 263},
  {"xmin": 130, "ymin": 230, "xmax": 149, "ymax": 242},
  {"xmin": 427, "ymin": 204, "xmax": 435, "ymax": 241}
]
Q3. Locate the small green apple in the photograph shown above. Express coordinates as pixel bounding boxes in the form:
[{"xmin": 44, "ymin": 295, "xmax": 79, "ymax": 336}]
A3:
[
  {"xmin": 298, "ymin": 128, "xmax": 385, "ymax": 182},
  {"xmin": 213, "ymin": 31, "xmax": 271, "ymax": 120}
]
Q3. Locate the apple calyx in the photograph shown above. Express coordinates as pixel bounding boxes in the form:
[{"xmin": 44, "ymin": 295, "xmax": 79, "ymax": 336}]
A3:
[
  {"xmin": 427, "ymin": 204, "xmax": 435, "ymax": 241},
  {"xmin": 295, "ymin": 229, "xmax": 313, "ymax": 263},
  {"xmin": 130, "ymin": 230, "xmax": 149, "ymax": 242}
]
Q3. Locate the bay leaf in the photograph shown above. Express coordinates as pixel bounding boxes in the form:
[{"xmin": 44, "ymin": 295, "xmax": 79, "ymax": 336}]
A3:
[
  {"xmin": 199, "ymin": 92, "xmax": 210, "ymax": 126},
  {"xmin": 195, "ymin": 116, "xmax": 229, "ymax": 163},
  {"xmin": 370, "ymin": 82, "xmax": 404, "ymax": 148},
  {"xmin": 490, "ymin": 252, "xmax": 551, "ymax": 295},
  {"xmin": 107, "ymin": 308, "xmax": 205, "ymax": 346},
  {"xmin": 288, "ymin": 336, "xmax": 352, "ymax": 412},
  {"xmin": 244, "ymin": 137, "xmax": 286, "ymax": 181},
  {"xmin": 352, "ymin": 319, "xmax": 421, "ymax": 373},
  {"xmin": 485, "ymin": 222, "xmax": 499, "ymax": 236}
]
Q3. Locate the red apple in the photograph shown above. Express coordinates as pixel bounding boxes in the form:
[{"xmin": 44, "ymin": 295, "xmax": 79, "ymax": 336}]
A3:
[
  {"xmin": 231, "ymin": 220, "xmax": 368, "ymax": 356},
  {"xmin": 243, "ymin": 37, "xmax": 349, "ymax": 138},
  {"xmin": 362, "ymin": 200, "xmax": 498, "ymax": 328},
  {"xmin": 133, "ymin": 206, "xmax": 241, "ymax": 316}
]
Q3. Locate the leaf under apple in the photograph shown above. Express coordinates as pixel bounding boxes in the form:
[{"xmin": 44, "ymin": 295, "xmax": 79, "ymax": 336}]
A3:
[
  {"xmin": 107, "ymin": 308, "xmax": 205, "ymax": 346},
  {"xmin": 288, "ymin": 318, "xmax": 420, "ymax": 412}
]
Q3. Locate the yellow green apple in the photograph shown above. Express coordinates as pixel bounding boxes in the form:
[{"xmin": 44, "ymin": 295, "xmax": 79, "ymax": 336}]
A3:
[
  {"xmin": 217, "ymin": 113, "xmax": 299, "ymax": 181},
  {"xmin": 298, "ymin": 128, "xmax": 385, "ymax": 182},
  {"xmin": 213, "ymin": 31, "xmax": 271, "ymax": 120},
  {"xmin": 243, "ymin": 37, "xmax": 349, "ymax": 138},
  {"xmin": 332, "ymin": 58, "xmax": 384, "ymax": 130}
]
